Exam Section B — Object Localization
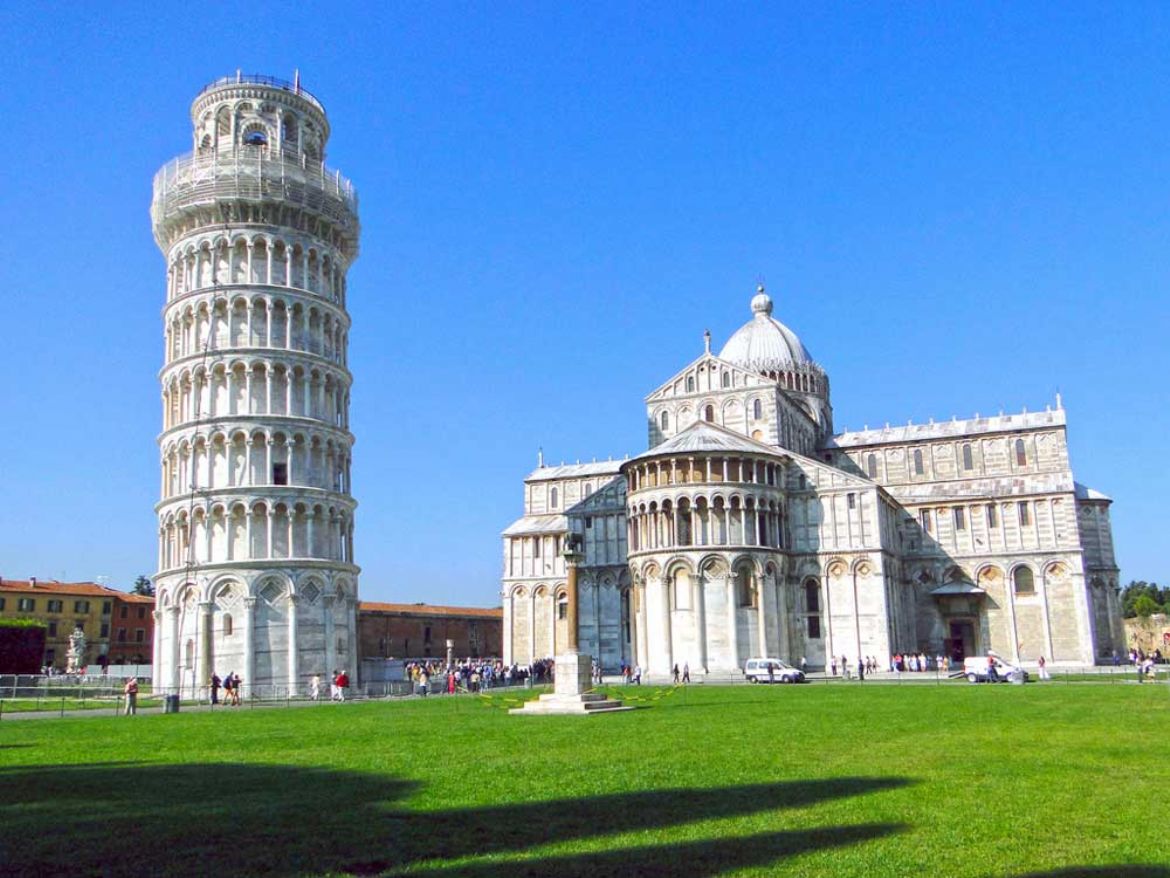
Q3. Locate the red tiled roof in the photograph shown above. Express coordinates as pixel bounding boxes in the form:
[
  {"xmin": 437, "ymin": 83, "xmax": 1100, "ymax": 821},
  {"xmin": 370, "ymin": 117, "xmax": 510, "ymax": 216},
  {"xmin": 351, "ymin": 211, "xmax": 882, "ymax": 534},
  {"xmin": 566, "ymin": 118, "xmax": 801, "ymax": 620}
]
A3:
[
  {"xmin": 359, "ymin": 601, "xmax": 502, "ymax": 620},
  {"xmin": 119, "ymin": 593, "xmax": 156, "ymax": 604},
  {"xmin": 0, "ymin": 579, "xmax": 143, "ymax": 599}
]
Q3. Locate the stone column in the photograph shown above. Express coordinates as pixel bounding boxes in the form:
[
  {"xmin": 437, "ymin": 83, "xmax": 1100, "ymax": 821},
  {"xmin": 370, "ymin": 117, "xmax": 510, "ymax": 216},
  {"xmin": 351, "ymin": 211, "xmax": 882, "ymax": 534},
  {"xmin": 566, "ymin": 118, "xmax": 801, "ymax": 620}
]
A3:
[
  {"xmin": 693, "ymin": 574, "xmax": 707, "ymax": 672},
  {"xmin": 287, "ymin": 593, "xmax": 299, "ymax": 694},
  {"xmin": 528, "ymin": 591, "xmax": 537, "ymax": 663},
  {"xmin": 756, "ymin": 574, "xmax": 769, "ymax": 657},
  {"xmin": 726, "ymin": 578, "xmax": 739, "ymax": 671},
  {"xmin": 635, "ymin": 583, "xmax": 649, "ymax": 672},
  {"xmin": 242, "ymin": 597, "xmax": 256, "ymax": 699},
  {"xmin": 324, "ymin": 594, "xmax": 336, "ymax": 678},
  {"xmin": 152, "ymin": 610, "xmax": 163, "ymax": 689},
  {"xmin": 502, "ymin": 593, "xmax": 513, "ymax": 666},
  {"xmin": 197, "ymin": 600, "xmax": 213, "ymax": 695},
  {"xmin": 776, "ymin": 580, "xmax": 790, "ymax": 660},
  {"xmin": 664, "ymin": 580, "xmax": 673, "ymax": 678},
  {"xmin": 167, "ymin": 606, "xmax": 181, "ymax": 694},
  {"xmin": 565, "ymin": 554, "xmax": 580, "ymax": 654}
]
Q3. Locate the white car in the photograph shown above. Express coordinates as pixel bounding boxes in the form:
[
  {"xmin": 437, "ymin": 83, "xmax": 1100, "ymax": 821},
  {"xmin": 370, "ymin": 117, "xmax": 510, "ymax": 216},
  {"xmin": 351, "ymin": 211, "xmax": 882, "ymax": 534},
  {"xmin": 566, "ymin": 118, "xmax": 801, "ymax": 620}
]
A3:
[
  {"xmin": 744, "ymin": 658, "xmax": 806, "ymax": 684},
  {"xmin": 963, "ymin": 656, "xmax": 1029, "ymax": 683}
]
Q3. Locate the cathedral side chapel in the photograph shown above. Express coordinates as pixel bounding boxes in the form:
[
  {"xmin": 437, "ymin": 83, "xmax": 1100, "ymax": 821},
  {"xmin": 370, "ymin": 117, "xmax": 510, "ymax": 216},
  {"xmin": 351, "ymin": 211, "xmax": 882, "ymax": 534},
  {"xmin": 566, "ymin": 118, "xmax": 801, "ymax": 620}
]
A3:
[{"xmin": 501, "ymin": 286, "xmax": 1122, "ymax": 675}]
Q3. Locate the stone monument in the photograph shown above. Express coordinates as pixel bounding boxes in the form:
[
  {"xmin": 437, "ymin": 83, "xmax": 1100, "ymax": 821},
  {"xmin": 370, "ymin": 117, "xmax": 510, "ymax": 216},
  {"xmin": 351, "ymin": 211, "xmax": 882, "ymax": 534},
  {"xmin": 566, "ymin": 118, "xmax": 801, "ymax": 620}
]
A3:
[
  {"xmin": 65, "ymin": 626, "xmax": 86, "ymax": 674},
  {"xmin": 511, "ymin": 534, "xmax": 631, "ymax": 715}
]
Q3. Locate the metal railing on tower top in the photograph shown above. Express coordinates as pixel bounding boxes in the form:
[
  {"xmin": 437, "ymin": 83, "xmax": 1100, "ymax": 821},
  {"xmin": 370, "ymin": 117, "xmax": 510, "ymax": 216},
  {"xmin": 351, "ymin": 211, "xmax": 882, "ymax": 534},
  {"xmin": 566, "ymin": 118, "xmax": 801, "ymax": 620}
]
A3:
[{"xmin": 196, "ymin": 73, "xmax": 325, "ymax": 115}]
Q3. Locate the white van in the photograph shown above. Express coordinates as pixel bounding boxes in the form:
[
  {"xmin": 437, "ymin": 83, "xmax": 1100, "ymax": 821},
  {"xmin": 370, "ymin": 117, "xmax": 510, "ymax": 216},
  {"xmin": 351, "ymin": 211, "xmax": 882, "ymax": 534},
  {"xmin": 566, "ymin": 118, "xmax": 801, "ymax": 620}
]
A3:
[
  {"xmin": 744, "ymin": 658, "xmax": 806, "ymax": 684},
  {"xmin": 963, "ymin": 655, "xmax": 1029, "ymax": 684}
]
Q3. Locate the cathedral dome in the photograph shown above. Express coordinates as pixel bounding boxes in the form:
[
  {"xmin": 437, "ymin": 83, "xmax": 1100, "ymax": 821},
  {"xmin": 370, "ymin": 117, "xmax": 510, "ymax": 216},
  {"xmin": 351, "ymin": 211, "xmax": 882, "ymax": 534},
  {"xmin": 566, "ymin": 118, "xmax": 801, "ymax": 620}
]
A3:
[{"xmin": 719, "ymin": 286, "xmax": 814, "ymax": 371}]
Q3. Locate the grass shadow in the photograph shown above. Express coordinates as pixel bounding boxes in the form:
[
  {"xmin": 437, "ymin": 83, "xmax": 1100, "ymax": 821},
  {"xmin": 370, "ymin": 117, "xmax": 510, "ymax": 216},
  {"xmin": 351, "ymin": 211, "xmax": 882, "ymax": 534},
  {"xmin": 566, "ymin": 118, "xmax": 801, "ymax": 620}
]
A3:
[
  {"xmin": 400, "ymin": 823, "xmax": 907, "ymax": 877},
  {"xmin": 1018, "ymin": 870, "xmax": 1170, "ymax": 878},
  {"xmin": 0, "ymin": 763, "xmax": 909, "ymax": 877}
]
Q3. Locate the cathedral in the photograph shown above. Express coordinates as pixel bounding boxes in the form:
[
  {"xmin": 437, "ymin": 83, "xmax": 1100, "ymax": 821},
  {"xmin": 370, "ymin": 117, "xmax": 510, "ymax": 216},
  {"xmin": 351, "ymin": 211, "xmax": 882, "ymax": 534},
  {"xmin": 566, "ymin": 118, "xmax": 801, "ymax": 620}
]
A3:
[{"xmin": 501, "ymin": 287, "xmax": 1123, "ymax": 675}]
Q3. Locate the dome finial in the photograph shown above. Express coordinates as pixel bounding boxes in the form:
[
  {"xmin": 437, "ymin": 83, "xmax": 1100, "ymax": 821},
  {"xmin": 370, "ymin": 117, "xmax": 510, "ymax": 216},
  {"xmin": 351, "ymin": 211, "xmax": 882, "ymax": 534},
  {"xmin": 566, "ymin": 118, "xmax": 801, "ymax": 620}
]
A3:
[{"xmin": 751, "ymin": 284, "xmax": 773, "ymax": 316}]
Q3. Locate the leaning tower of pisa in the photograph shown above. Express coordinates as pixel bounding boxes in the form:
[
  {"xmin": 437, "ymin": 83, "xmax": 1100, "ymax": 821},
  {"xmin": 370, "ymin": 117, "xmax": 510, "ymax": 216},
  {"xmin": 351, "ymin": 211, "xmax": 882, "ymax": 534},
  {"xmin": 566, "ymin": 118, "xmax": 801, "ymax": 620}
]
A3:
[{"xmin": 150, "ymin": 73, "xmax": 360, "ymax": 697}]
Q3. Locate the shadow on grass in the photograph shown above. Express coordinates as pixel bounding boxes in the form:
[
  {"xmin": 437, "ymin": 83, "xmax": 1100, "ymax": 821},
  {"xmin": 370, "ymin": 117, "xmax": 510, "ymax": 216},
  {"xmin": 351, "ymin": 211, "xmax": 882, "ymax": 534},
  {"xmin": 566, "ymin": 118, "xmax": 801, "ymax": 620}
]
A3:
[
  {"xmin": 402, "ymin": 824, "xmax": 906, "ymax": 877},
  {"xmin": 0, "ymin": 763, "xmax": 909, "ymax": 877},
  {"xmin": 1019, "ymin": 869, "xmax": 1170, "ymax": 878}
]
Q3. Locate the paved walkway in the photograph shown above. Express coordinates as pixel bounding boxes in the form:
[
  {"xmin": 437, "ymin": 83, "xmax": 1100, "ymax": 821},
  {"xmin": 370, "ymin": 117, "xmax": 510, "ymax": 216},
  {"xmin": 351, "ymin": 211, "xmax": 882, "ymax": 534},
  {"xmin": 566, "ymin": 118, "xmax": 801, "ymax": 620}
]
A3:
[{"xmin": 0, "ymin": 696, "xmax": 358, "ymax": 722}]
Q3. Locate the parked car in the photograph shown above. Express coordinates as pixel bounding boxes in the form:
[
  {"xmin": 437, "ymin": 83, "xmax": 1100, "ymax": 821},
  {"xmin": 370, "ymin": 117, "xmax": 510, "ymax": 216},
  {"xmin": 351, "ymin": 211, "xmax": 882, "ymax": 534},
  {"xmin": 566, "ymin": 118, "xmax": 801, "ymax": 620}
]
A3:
[
  {"xmin": 963, "ymin": 656, "xmax": 1029, "ymax": 683},
  {"xmin": 744, "ymin": 658, "xmax": 806, "ymax": 684}
]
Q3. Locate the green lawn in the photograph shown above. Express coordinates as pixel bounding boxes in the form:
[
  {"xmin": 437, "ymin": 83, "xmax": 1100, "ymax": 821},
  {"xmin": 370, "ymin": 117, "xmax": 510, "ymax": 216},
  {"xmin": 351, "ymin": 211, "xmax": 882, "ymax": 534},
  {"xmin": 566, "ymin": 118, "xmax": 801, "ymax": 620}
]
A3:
[{"xmin": 1, "ymin": 683, "xmax": 1168, "ymax": 877}]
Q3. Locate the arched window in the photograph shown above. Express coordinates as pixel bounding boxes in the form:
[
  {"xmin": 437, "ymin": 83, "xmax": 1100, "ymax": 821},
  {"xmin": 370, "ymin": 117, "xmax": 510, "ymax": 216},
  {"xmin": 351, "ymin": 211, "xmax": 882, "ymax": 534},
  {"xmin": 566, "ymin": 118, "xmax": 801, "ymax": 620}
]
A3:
[
  {"xmin": 721, "ymin": 372, "xmax": 730, "ymax": 388},
  {"xmin": 1013, "ymin": 566, "xmax": 1035, "ymax": 594},
  {"xmin": 736, "ymin": 568, "xmax": 756, "ymax": 607},
  {"xmin": 672, "ymin": 570, "xmax": 691, "ymax": 610},
  {"xmin": 686, "ymin": 376, "xmax": 695, "ymax": 393},
  {"xmin": 962, "ymin": 443, "xmax": 974, "ymax": 471},
  {"xmin": 704, "ymin": 405, "xmax": 714, "ymax": 422},
  {"xmin": 804, "ymin": 581, "xmax": 820, "ymax": 613},
  {"xmin": 913, "ymin": 449, "xmax": 924, "ymax": 476},
  {"xmin": 866, "ymin": 454, "xmax": 878, "ymax": 478},
  {"xmin": 753, "ymin": 399, "xmax": 762, "ymax": 420},
  {"xmin": 660, "ymin": 411, "xmax": 669, "ymax": 432},
  {"xmin": 1015, "ymin": 439, "xmax": 1027, "ymax": 467},
  {"xmin": 243, "ymin": 128, "xmax": 268, "ymax": 147},
  {"xmin": 223, "ymin": 614, "xmax": 233, "ymax": 636},
  {"xmin": 550, "ymin": 487, "xmax": 558, "ymax": 508},
  {"xmin": 185, "ymin": 639, "xmax": 194, "ymax": 666}
]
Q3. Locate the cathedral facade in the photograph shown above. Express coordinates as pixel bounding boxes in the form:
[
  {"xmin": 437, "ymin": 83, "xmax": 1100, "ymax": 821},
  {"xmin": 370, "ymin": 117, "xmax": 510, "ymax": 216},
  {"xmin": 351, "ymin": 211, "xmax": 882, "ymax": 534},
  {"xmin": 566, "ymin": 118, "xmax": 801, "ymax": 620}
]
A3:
[{"xmin": 501, "ymin": 287, "xmax": 1122, "ymax": 675}]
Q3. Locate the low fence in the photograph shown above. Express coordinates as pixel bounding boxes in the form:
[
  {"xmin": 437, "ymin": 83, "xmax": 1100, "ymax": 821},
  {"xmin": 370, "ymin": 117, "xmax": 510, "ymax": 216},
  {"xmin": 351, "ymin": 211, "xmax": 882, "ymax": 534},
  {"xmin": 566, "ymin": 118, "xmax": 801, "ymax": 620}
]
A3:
[{"xmin": 1, "ymin": 665, "xmax": 1164, "ymax": 719}]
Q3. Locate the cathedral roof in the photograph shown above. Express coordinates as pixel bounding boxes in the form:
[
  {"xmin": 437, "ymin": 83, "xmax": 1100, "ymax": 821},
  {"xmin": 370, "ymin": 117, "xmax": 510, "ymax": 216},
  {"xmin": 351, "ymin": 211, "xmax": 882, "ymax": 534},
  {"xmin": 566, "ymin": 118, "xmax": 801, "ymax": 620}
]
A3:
[
  {"xmin": 1074, "ymin": 482, "xmax": 1112, "ymax": 502},
  {"xmin": 525, "ymin": 461, "xmax": 623, "ymax": 482},
  {"xmin": 628, "ymin": 420, "xmax": 779, "ymax": 462},
  {"xmin": 718, "ymin": 286, "xmax": 814, "ymax": 372},
  {"xmin": 502, "ymin": 513, "xmax": 567, "ymax": 536}
]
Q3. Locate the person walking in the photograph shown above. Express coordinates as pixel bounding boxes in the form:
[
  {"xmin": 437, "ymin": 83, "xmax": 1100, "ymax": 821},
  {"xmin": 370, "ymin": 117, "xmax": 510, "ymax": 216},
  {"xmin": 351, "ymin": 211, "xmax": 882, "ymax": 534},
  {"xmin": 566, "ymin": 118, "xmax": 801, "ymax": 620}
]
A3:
[
  {"xmin": 222, "ymin": 671, "xmax": 234, "ymax": 706},
  {"xmin": 310, "ymin": 674, "xmax": 321, "ymax": 701},
  {"xmin": 123, "ymin": 677, "xmax": 138, "ymax": 716},
  {"xmin": 336, "ymin": 669, "xmax": 349, "ymax": 701},
  {"xmin": 1038, "ymin": 656, "xmax": 1051, "ymax": 681},
  {"xmin": 634, "ymin": 664, "xmax": 642, "ymax": 685},
  {"xmin": 682, "ymin": 663, "xmax": 691, "ymax": 684},
  {"xmin": 672, "ymin": 664, "xmax": 680, "ymax": 684},
  {"xmin": 209, "ymin": 672, "xmax": 221, "ymax": 705}
]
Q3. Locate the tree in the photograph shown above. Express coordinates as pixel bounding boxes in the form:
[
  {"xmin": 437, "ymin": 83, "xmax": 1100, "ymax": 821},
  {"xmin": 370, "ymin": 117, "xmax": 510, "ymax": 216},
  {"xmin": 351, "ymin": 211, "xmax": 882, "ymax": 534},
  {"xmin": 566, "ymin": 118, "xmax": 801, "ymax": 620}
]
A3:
[
  {"xmin": 1121, "ymin": 581, "xmax": 1166, "ymax": 618},
  {"xmin": 1132, "ymin": 594, "xmax": 1161, "ymax": 619},
  {"xmin": 132, "ymin": 575, "xmax": 155, "ymax": 597}
]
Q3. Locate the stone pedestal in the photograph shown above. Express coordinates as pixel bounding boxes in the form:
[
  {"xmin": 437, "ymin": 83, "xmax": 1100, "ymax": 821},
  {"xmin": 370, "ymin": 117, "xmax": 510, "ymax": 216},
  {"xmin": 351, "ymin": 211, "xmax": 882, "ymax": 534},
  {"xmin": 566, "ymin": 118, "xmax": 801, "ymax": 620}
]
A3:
[
  {"xmin": 511, "ymin": 652, "xmax": 633, "ymax": 716},
  {"xmin": 555, "ymin": 653, "xmax": 592, "ymax": 696}
]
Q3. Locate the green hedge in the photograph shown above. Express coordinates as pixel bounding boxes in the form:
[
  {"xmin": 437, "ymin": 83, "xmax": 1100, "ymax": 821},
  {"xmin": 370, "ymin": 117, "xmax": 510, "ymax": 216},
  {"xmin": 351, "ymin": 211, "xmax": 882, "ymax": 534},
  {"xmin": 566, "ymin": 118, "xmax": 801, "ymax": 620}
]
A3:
[{"xmin": 0, "ymin": 618, "xmax": 48, "ymax": 629}]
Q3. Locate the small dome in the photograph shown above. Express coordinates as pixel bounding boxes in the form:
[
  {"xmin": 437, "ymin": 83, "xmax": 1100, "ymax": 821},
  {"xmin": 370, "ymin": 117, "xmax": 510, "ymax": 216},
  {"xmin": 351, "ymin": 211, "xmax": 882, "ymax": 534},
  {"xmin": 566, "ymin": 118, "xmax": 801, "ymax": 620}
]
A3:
[{"xmin": 719, "ymin": 285, "xmax": 814, "ymax": 372}]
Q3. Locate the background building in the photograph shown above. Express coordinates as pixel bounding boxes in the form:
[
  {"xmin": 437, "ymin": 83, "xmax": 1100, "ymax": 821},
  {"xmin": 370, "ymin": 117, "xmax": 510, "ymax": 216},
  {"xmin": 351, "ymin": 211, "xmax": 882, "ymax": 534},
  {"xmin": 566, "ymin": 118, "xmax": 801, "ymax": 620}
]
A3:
[
  {"xmin": 502, "ymin": 286, "xmax": 1123, "ymax": 673},
  {"xmin": 0, "ymin": 578, "xmax": 155, "ymax": 669},
  {"xmin": 151, "ymin": 73, "xmax": 361, "ymax": 696},
  {"xmin": 358, "ymin": 602, "xmax": 502, "ymax": 661}
]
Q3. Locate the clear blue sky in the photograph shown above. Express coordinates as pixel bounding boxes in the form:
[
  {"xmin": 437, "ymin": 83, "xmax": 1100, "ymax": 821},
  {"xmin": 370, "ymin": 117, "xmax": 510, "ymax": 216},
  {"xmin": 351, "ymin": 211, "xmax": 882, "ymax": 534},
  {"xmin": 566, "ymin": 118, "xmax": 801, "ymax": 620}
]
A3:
[{"xmin": 1, "ymin": 4, "xmax": 1166, "ymax": 604}]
